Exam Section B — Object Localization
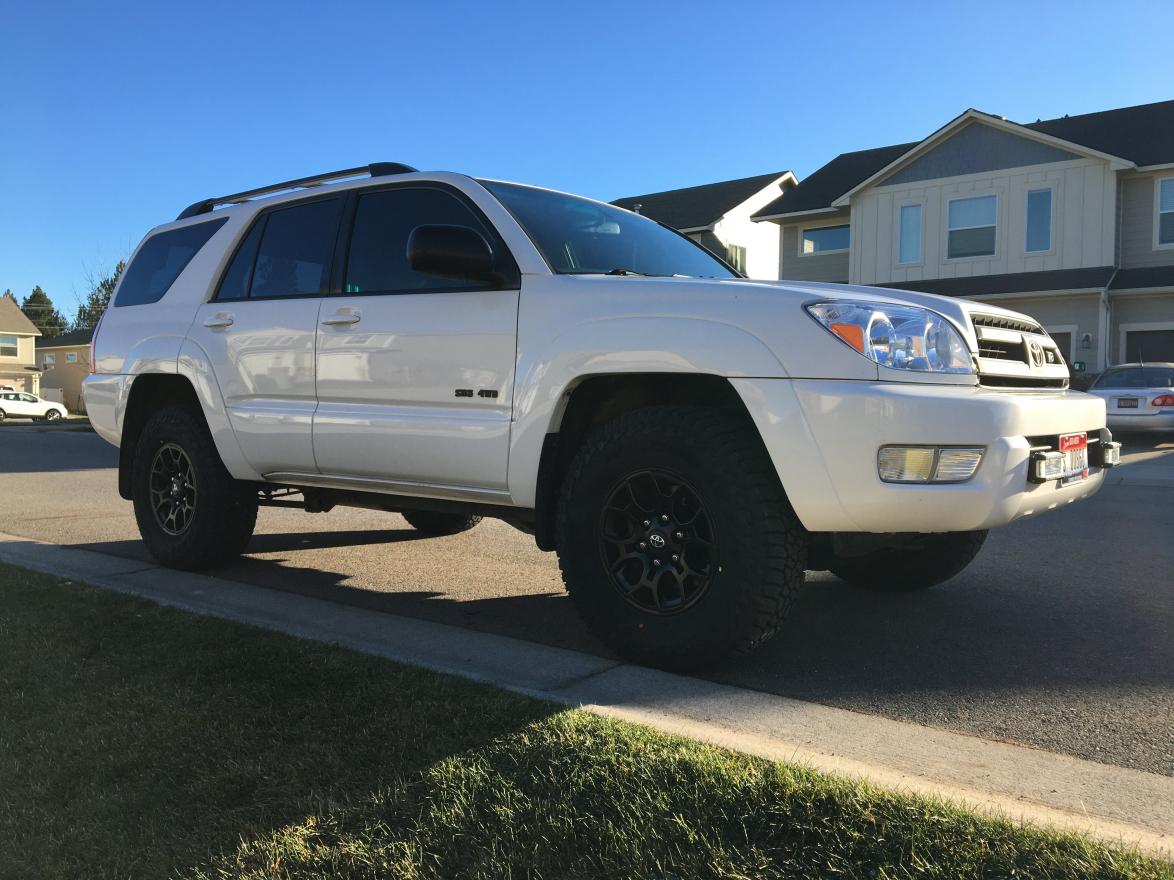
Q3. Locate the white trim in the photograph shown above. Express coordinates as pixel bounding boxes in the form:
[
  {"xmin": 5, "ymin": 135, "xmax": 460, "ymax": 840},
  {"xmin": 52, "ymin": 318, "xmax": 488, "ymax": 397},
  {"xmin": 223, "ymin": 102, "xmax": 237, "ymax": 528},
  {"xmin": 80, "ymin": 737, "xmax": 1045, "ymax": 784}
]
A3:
[
  {"xmin": 756, "ymin": 206, "xmax": 841, "ymax": 223},
  {"xmin": 895, "ymin": 201, "xmax": 924, "ymax": 266},
  {"xmin": 968, "ymin": 288, "xmax": 1103, "ymax": 300},
  {"xmin": 831, "ymin": 109, "xmax": 1136, "ymax": 207},
  {"xmin": 1118, "ymin": 321, "xmax": 1174, "ymax": 364},
  {"xmin": 1153, "ymin": 176, "xmax": 1174, "ymax": 251},
  {"xmin": 678, "ymin": 225, "xmax": 714, "ymax": 234},
  {"xmin": 798, "ymin": 222, "xmax": 850, "ymax": 257},
  {"xmin": 945, "ymin": 193, "xmax": 998, "ymax": 261},
  {"xmin": 1137, "ymin": 162, "xmax": 1174, "ymax": 173},
  {"xmin": 1024, "ymin": 185, "xmax": 1055, "ymax": 255},
  {"xmin": 1042, "ymin": 323, "xmax": 1078, "ymax": 361},
  {"xmin": 1109, "ymin": 286, "xmax": 1174, "ymax": 297}
]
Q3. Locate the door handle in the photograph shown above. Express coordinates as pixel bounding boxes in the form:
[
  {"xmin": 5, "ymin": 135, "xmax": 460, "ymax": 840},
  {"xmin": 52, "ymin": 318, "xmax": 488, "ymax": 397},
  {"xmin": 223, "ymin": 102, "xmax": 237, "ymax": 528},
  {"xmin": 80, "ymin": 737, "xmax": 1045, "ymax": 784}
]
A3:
[
  {"xmin": 321, "ymin": 309, "xmax": 361, "ymax": 327},
  {"xmin": 203, "ymin": 312, "xmax": 234, "ymax": 329}
]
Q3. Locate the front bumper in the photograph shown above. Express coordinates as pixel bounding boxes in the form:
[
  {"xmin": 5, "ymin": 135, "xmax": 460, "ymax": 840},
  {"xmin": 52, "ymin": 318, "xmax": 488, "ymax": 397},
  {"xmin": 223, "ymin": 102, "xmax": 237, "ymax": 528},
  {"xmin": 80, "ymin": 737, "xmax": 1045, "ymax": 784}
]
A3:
[{"xmin": 731, "ymin": 378, "xmax": 1110, "ymax": 533}]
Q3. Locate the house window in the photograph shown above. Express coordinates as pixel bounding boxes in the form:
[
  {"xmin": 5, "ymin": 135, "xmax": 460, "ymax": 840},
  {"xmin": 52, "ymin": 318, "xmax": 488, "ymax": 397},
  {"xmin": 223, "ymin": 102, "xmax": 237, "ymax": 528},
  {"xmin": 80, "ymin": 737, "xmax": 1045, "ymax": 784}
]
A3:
[
  {"xmin": 1158, "ymin": 178, "xmax": 1174, "ymax": 247},
  {"xmin": 0, "ymin": 335, "xmax": 17, "ymax": 358},
  {"xmin": 66, "ymin": 352, "xmax": 78, "ymax": 363},
  {"xmin": 947, "ymin": 194, "xmax": 997, "ymax": 259},
  {"xmin": 800, "ymin": 224, "xmax": 850, "ymax": 255},
  {"xmin": 726, "ymin": 244, "xmax": 747, "ymax": 274},
  {"xmin": 898, "ymin": 204, "xmax": 922, "ymax": 264},
  {"xmin": 43, "ymin": 353, "xmax": 56, "ymax": 367},
  {"xmin": 1025, "ymin": 188, "xmax": 1052, "ymax": 253}
]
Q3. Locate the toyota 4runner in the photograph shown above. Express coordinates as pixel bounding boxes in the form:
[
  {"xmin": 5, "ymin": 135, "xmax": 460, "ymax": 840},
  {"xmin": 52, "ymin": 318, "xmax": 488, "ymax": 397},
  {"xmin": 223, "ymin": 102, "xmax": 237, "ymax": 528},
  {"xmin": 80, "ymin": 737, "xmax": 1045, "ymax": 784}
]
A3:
[{"xmin": 84, "ymin": 163, "xmax": 1121, "ymax": 670}]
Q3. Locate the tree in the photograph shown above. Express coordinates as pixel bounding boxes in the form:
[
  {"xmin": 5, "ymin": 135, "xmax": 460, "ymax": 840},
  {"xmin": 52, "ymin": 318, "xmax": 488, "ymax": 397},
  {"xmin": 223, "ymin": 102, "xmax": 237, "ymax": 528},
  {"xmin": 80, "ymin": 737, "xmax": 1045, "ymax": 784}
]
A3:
[
  {"xmin": 2, "ymin": 289, "xmax": 16, "ymax": 304},
  {"xmin": 21, "ymin": 286, "xmax": 68, "ymax": 338},
  {"xmin": 74, "ymin": 260, "xmax": 126, "ymax": 331}
]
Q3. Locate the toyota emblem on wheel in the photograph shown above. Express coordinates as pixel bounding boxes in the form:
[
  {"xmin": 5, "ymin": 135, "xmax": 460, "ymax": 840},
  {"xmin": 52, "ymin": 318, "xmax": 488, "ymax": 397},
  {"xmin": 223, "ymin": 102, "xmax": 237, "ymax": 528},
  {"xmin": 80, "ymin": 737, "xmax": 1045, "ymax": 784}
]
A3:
[{"xmin": 649, "ymin": 533, "xmax": 666, "ymax": 549}]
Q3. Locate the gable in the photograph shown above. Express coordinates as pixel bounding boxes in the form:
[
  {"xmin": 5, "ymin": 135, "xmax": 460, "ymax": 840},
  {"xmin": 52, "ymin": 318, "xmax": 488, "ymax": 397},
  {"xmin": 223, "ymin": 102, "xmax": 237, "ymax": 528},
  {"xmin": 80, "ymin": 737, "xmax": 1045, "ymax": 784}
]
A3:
[{"xmin": 879, "ymin": 122, "xmax": 1079, "ymax": 187}]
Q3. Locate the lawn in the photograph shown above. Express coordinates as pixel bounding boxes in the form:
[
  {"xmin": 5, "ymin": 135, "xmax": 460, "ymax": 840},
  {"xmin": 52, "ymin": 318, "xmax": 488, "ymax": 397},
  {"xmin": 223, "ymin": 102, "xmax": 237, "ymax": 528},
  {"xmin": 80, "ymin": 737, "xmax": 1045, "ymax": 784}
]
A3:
[{"xmin": 0, "ymin": 562, "xmax": 1168, "ymax": 879}]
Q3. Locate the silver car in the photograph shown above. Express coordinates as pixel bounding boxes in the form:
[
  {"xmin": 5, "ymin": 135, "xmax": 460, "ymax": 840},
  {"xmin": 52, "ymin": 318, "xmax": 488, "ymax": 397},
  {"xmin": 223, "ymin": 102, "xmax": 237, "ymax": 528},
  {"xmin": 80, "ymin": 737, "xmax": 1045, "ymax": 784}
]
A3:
[{"xmin": 1086, "ymin": 363, "xmax": 1174, "ymax": 434}]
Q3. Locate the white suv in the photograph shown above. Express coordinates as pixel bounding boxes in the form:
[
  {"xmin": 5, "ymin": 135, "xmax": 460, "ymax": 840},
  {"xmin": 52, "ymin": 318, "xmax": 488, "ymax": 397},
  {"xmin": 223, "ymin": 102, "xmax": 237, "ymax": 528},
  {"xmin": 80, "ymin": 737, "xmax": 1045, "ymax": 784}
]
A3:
[
  {"xmin": 84, "ymin": 163, "xmax": 1120, "ymax": 669},
  {"xmin": 0, "ymin": 391, "xmax": 67, "ymax": 422}
]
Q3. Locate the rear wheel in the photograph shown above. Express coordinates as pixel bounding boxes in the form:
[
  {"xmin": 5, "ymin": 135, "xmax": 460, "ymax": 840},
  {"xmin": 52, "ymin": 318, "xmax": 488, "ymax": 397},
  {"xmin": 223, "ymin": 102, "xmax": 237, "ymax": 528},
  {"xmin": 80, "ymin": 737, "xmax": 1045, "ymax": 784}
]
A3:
[
  {"xmin": 131, "ymin": 405, "xmax": 258, "ymax": 570},
  {"xmin": 0, "ymin": 409, "xmax": 6, "ymax": 422},
  {"xmin": 44, "ymin": 409, "xmax": 62, "ymax": 421},
  {"xmin": 828, "ymin": 531, "xmax": 988, "ymax": 592},
  {"xmin": 402, "ymin": 510, "xmax": 482, "ymax": 536},
  {"xmin": 556, "ymin": 406, "xmax": 806, "ymax": 671}
]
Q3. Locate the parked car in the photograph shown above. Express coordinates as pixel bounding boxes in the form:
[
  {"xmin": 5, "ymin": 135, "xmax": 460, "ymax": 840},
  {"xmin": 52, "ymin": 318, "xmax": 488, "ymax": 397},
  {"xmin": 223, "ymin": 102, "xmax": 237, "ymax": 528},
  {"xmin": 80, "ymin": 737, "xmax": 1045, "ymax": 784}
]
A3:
[
  {"xmin": 84, "ymin": 163, "xmax": 1121, "ymax": 670},
  {"xmin": 0, "ymin": 384, "xmax": 16, "ymax": 391},
  {"xmin": 1086, "ymin": 363, "xmax": 1174, "ymax": 434},
  {"xmin": 0, "ymin": 391, "xmax": 68, "ymax": 422}
]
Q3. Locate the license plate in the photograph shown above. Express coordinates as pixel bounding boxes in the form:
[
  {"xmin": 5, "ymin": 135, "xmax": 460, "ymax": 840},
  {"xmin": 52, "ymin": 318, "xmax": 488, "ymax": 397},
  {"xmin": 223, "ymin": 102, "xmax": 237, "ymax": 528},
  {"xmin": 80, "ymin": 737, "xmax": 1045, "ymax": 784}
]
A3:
[
  {"xmin": 1116, "ymin": 398, "xmax": 1139, "ymax": 409},
  {"xmin": 1058, "ymin": 432, "xmax": 1089, "ymax": 485}
]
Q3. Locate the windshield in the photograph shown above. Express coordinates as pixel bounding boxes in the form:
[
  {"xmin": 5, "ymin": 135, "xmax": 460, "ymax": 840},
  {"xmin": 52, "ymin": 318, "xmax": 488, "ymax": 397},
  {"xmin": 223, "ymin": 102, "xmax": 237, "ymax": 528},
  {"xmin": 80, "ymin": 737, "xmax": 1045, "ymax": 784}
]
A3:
[
  {"xmin": 480, "ymin": 181, "xmax": 736, "ymax": 279},
  {"xmin": 1091, "ymin": 366, "xmax": 1174, "ymax": 389}
]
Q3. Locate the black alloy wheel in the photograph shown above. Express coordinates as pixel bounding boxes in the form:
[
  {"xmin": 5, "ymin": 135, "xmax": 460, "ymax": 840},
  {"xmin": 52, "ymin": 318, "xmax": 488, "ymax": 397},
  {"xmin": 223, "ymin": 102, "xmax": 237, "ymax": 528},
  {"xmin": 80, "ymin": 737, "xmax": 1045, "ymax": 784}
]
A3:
[
  {"xmin": 149, "ymin": 442, "xmax": 198, "ymax": 536},
  {"xmin": 598, "ymin": 469, "xmax": 717, "ymax": 615}
]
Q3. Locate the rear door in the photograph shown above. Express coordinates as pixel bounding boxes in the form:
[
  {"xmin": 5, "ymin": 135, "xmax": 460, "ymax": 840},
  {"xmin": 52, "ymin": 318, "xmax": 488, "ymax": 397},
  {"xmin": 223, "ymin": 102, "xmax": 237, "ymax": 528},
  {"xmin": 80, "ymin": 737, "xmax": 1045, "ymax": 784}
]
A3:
[
  {"xmin": 189, "ymin": 196, "xmax": 343, "ymax": 476},
  {"xmin": 313, "ymin": 184, "xmax": 520, "ymax": 493}
]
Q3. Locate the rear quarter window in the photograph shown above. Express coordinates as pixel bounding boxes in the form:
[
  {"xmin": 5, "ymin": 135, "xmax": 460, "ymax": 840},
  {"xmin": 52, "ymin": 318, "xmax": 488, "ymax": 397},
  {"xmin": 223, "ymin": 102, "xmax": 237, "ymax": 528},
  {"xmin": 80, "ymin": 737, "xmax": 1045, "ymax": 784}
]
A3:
[{"xmin": 115, "ymin": 218, "xmax": 228, "ymax": 307}]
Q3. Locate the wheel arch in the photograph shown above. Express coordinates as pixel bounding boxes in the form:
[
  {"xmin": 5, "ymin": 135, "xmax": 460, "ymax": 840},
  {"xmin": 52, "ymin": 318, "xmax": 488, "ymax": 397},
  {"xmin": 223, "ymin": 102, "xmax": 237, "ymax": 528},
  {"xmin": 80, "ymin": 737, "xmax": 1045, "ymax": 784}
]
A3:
[{"xmin": 530, "ymin": 372, "xmax": 761, "ymax": 551}]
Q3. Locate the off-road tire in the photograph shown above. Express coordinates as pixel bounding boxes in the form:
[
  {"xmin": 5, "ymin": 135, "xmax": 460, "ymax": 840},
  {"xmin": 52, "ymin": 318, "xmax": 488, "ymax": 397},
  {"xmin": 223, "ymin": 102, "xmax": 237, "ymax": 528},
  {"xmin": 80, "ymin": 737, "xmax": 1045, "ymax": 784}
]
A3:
[
  {"xmin": 402, "ymin": 510, "xmax": 482, "ymax": 536},
  {"xmin": 131, "ymin": 405, "xmax": 258, "ymax": 570},
  {"xmin": 828, "ymin": 530, "xmax": 988, "ymax": 592},
  {"xmin": 556, "ymin": 406, "xmax": 806, "ymax": 671}
]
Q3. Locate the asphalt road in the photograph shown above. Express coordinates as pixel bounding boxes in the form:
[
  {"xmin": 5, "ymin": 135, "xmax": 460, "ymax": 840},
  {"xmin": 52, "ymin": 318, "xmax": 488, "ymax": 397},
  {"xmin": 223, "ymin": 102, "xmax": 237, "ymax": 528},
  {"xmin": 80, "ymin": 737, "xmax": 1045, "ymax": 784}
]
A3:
[{"xmin": 1, "ymin": 423, "xmax": 1171, "ymax": 776}]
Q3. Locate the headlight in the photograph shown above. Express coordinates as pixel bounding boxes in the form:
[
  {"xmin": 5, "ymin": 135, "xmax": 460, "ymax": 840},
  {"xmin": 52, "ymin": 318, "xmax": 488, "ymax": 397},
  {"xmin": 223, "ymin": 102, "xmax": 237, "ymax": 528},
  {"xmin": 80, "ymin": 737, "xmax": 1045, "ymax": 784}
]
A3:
[{"xmin": 805, "ymin": 300, "xmax": 975, "ymax": 374}]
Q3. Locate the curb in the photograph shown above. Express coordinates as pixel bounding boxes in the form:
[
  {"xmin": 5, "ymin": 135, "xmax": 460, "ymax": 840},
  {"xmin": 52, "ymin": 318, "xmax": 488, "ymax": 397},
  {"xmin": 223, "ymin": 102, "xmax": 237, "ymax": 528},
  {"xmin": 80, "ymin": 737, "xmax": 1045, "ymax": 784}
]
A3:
[{"xmin": 0, "ymin": 532, "xmax": 1169, "ymax": 858}]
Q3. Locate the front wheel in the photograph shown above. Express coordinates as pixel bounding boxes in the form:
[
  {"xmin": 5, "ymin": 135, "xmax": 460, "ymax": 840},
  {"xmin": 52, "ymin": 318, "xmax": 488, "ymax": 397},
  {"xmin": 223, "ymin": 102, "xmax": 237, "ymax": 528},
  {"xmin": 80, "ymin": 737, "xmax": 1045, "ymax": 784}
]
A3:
[
  {"xmin": 828, "ymin": 531, "xmax": 988, "ymax": 592},
  {"xmin": 401, "ymin": 510, "xmax": 482, "ymax": 536},
  {"xmin": 131, "ymin": 405, "xmax": 258, "ymax": 570},
  {"xmin": 0, "ymin": 408, "xmax": 6, "ymax": 422},
  {"xmin": 556, "ymin": 406, "xmax": 806, "ymax": 671}
]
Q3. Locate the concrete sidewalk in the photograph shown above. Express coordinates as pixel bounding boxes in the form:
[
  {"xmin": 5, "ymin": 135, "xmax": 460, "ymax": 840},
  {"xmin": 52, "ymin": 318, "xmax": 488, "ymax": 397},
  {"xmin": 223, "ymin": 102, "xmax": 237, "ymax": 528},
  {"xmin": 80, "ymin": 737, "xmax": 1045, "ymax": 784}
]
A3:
[{"xmin": 0, "ymin": 531, "xmax": 1170, "ymax": 858}]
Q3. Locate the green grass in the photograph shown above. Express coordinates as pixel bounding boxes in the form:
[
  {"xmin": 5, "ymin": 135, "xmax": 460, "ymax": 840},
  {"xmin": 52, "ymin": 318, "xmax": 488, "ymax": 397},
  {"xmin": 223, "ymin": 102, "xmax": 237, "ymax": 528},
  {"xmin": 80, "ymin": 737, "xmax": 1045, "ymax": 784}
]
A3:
[{"xmin": 0, "ymin": 563, "xmax": 1168, "ymax": 880}]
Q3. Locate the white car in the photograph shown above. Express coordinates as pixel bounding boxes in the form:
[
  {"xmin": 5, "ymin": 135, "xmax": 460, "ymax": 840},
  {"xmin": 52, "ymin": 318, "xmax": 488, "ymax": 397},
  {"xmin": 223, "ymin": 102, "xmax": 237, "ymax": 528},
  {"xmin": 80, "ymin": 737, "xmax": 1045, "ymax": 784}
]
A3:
[
  {"xmin": 83, "ymin": 163, "xmax": 1120, "ymax": 669},
  {"xmin": 1085, "ymin": 363, "xmax": 1174, "ymax": 434},
  {"xmin": 0, "ymin": 391, "xmax": 67, "ymax": 422}
]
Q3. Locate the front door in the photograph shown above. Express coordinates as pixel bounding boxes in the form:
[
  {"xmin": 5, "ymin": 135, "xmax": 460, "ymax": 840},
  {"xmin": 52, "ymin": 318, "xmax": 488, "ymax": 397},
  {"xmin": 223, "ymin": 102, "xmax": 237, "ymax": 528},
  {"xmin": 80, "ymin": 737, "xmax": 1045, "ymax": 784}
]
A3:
[
  {"xmin": 190, "ymin": 196, "xmax": 343, "ymax": 476},
  {"xmin": 313, "ymin": 185, "xmax": 519, "ymax": 494}
]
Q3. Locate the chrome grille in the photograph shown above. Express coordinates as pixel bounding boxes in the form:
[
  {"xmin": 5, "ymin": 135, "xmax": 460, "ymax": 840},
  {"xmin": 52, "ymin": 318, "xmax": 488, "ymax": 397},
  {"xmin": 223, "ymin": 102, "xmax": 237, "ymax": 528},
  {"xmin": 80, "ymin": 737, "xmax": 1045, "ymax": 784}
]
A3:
[
  {"xmin": 969, "ymin": 313, "xmax": 1068, "ymax": 390},
  {"xmin": 971, "ymin": 313, "xmax": 1045, "ymax": 335}
]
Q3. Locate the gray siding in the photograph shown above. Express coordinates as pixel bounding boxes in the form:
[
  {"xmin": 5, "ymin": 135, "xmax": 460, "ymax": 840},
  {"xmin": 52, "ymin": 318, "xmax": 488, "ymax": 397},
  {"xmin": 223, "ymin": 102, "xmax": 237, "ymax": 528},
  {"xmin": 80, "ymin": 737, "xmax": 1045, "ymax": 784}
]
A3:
[
  {"xmin": 1111, "ymin": 292, "xmax": 1174, "ymax": 362},
  {"xmin": 779, "ymin": 222, "xmax": 849, "ymax": 283},
  {"xmin": 882, "ymin": 123, "xmax": 1078, "ymax": 187},
  {"xmin": 1119, "ymin": 172, "xmax": 1174, "ymax": 269}
]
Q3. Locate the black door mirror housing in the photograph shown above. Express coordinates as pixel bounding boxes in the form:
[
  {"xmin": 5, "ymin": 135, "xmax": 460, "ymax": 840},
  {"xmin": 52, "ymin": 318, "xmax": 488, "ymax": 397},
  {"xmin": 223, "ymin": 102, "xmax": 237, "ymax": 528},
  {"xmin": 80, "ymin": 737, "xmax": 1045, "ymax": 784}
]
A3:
[{"xmin": 407, "ymin": 224, "xmax": 499, "ymax": 285}]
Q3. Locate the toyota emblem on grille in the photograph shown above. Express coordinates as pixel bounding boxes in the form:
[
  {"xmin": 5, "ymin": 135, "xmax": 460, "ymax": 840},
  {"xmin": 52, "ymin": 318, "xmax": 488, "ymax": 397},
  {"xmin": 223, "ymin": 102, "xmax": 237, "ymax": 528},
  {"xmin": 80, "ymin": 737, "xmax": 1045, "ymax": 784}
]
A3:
[{"xmin": 1028, "ymin": 340, "xmax": 1045, "ymax": 367}]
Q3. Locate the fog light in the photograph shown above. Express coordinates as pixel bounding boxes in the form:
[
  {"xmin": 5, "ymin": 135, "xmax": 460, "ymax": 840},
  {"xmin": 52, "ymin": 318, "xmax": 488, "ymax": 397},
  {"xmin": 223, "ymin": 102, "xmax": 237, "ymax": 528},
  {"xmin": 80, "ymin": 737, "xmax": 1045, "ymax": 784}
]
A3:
[
  {"xmin": 878, "ymin": 446, "xmax": 986, "ymax": 484},
  {"xmin": 933, "ymin": 447, "xmax": 985, "ymax": 482},
  {"xmin": 1030, "ymin": 450, "xmax": 1066, "ymax": 483},
  {"xmin": 1100, "ymin": 441, "xmax": 1121, "ymax": 467},
  {"xmin": 877, "ymin": 447, "xmax": 936, "ymax": 483}
]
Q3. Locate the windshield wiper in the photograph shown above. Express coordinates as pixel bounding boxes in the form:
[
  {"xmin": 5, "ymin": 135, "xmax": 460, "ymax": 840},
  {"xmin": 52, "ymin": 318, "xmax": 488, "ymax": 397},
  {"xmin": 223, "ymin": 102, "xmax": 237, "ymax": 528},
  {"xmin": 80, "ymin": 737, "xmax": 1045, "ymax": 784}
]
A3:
[{"xmin": 604, "ymin": 268, "xmax": 651, "ymax": 276}]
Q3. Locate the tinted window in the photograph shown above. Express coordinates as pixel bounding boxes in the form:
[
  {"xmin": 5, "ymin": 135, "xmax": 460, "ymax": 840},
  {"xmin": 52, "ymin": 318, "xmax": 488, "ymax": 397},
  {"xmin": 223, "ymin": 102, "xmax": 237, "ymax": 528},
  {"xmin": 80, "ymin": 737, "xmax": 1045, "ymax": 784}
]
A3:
[
  {"xmin": 1092, "ymin": 367, "xmax": 1174, "ymax": 389},
  {"xmin": 115, "ymin": 218, "xmax": 228, "ymax": 307},
  {"xmin": 216, "ymin": 220, "xmax": 266, "ymax": 301},
  {"xmin": 345, "ymin": 188, "xmax": 497, "ymax": 294},
  {"xmin": 250, "ymin": 199, "xmax": 341, "ymax": 298},
  {"xmin": 481, "ymin": 181, "xmax": 733, "ymax": 278}
]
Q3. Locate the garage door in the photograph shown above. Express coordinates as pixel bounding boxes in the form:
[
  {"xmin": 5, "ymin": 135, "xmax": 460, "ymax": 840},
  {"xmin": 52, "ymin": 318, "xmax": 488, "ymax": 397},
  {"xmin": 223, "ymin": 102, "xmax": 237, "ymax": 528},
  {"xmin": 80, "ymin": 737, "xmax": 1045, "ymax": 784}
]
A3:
[{"xmin": 1125, "ymin": 329, "xmax": 1174, "ymax": 362}]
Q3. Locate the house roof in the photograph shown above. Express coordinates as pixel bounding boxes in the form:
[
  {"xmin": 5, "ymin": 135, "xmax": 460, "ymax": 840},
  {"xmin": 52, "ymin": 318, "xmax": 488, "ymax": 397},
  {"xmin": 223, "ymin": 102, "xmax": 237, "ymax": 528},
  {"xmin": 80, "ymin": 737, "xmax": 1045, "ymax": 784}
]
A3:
[
  {"xmin": 876, "ymin": 266, "xmax": 1116, "ymax": 298},
  {"xmin": 755, "ymin": 99, "xmax": 1174, "ymax": 221},
  {"xmin": 613, "ymin": 171, "xmax": 792, "ymax": 230},
  {"xmin": 1111, "ymin": 266, "xmax": 1174, "ymax": 291},
  {"xmin": 35, "ymin": 327, "xmax": 94, "ymax": 349},
  {"xmin": 0, "ymin": 296, "xmax": 40, "ymax": 336}
]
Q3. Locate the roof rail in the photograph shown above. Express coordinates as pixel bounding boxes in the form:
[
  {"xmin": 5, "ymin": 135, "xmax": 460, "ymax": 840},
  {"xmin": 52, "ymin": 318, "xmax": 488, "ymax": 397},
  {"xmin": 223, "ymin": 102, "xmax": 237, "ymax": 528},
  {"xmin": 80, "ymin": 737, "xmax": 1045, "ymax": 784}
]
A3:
[{"xmin": 176, "ymin": 162, "xmax": 418, "ymax": 221}]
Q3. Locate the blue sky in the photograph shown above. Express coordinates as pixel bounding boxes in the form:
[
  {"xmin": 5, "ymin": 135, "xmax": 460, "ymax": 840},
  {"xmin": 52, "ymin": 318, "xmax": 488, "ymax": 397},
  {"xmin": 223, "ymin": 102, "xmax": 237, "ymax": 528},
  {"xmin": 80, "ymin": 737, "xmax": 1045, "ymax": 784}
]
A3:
[{"xmin": 2, "ymin": 0, "xmax": 1171, "ymax": 315}]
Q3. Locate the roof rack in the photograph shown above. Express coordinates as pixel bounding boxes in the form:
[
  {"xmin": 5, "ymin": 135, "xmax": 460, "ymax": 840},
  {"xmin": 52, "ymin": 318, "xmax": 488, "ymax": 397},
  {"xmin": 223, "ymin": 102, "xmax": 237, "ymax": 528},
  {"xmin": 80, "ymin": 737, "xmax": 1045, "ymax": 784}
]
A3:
[{"xmin": 176, "ymin": 162, "xmax": 418, "ymax": 221}]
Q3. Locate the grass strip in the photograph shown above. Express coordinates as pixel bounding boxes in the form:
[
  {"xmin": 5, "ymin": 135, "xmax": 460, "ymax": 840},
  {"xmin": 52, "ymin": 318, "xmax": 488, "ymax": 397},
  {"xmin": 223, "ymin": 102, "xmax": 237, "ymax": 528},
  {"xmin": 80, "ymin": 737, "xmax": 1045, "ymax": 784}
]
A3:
[{"xmin": 0, "ymin": 562, "xmax": 1168, "ymax": 879}]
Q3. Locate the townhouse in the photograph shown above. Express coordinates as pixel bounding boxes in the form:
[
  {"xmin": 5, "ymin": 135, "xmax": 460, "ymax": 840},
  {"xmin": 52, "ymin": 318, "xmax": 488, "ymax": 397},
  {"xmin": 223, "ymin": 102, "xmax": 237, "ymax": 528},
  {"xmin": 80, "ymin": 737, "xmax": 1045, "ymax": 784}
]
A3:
[{"xmin": 753, "ymin": 100, "xmax": 1174, "ymax": 372}]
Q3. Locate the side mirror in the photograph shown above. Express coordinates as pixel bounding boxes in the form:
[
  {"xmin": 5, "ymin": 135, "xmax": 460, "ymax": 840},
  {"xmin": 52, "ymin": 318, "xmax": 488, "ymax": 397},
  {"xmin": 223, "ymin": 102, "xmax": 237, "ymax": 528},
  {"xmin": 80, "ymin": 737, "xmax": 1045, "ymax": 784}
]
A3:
[{"xmin": 407, "ymin": 224, "xmax": 498, "ymax": 284}]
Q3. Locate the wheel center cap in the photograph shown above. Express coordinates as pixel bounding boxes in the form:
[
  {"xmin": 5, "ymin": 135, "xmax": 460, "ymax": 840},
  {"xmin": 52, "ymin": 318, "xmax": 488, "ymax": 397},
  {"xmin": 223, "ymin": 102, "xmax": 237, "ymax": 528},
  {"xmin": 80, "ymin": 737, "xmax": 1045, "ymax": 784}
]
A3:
[{"xmin": 648, "ymin": 532, "xmax": 667, "ymax": 550}]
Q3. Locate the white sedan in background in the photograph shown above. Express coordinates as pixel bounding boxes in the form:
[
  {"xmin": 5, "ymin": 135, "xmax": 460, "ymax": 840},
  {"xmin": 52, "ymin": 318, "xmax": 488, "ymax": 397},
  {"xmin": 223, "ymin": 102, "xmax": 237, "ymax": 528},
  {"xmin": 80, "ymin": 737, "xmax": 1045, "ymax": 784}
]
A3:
[
  {"xmin": 0, "ymin": 391, "xmax": 68, "ymax": 422},
  {"xmin": 1086, "ymin": 363, "xmax": 1174, "ymax": 434}
]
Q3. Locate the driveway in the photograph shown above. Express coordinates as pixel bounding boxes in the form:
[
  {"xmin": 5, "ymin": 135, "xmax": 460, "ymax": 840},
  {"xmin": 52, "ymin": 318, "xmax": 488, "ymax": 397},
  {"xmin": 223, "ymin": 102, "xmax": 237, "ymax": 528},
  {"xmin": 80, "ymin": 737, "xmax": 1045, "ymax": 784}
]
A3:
[{"xmin": 1, "ymin": 425, "xmax": 1170, "ymax": 776}]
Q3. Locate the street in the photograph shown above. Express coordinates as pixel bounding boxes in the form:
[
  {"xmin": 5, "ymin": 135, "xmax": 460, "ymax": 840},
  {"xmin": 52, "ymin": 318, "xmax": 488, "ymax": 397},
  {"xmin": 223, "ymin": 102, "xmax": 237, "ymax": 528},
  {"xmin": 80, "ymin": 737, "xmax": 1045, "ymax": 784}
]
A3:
[{"xmin": 1, "ymin": 424, "xmax": 1171, "ymax": 776}]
